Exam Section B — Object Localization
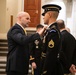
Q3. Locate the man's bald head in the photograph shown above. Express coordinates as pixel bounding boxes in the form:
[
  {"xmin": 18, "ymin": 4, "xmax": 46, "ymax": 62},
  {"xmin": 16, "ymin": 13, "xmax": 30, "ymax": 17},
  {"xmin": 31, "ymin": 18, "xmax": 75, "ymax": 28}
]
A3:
[
  {"xmin": 57, "ymin": 19, "xmax": 65, "ymax": 30},
  {"xmin": 16, "ymin": 11, "xmax": 31, "ymax": 28},
  {"xmin": 17, "ymin": 12, "xmax": 30, "ymax": 18}
]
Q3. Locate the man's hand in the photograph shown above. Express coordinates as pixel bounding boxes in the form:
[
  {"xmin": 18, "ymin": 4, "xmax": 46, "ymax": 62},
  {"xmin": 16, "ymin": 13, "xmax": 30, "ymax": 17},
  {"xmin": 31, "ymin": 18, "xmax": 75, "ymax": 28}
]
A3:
[
  {"xmin": 69, "ymin": 64, "xmax": 76, "ymax": 73},
  {"xmin": 32, "ymin": 62, "xmax": 37, "ymax": 69},
  {"xmin": 37, "ymin": 25, "xmax": 48, "ymax": 36}
]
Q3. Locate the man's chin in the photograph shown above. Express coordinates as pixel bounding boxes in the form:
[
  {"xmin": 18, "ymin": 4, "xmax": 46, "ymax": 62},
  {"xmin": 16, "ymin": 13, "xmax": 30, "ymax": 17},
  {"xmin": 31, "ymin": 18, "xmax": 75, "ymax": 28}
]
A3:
[{"xmin": 44, "ymin": 23, "xmax": 47, "ymax": 25}]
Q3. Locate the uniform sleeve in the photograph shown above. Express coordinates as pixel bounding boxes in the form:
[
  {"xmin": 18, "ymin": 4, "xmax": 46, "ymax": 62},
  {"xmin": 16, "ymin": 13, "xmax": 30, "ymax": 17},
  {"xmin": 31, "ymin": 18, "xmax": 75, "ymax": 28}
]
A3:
[
  {"xmin": 29, "ymin": 42, "xmax": 35, "ymax": 64},
  {"xmin": 72, "ymin": 40, "xmax": 76, "ymax": 65},
  {"xmin": 73, "ymin": 49, "xmax": 76, "ymax": 65},
  {"xmin": 46, "ymin": 29, "xmax": 60, "ymax": 52}
]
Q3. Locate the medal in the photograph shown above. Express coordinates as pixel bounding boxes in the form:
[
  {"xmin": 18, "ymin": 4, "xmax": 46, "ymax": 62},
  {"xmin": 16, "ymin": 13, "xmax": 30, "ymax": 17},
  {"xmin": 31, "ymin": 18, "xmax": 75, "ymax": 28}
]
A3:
[
  {"xmin": 34, "ymin": 40, "xmax": 39, "ymax": 48},
  {"xmin": 36, "ymin": 46, "xmax": 38, "ymax": 48}
]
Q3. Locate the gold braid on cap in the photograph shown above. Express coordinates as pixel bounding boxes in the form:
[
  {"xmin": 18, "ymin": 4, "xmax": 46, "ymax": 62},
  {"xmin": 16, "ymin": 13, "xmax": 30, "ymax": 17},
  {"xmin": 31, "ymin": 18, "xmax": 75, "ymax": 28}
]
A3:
[{"xmin": 46, "ymin": 6, "xmax": 59, "ymax": 10}]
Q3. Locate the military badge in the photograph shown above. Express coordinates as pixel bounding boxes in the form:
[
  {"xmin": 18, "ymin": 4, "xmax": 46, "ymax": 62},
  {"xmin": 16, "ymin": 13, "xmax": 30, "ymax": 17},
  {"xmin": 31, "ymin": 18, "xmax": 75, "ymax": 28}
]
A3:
[
  {"xmin": 34, "ymin": 40, "xmax": 39, "ymax": 48},
  {"xmin": 41, "ymin": 52, "xmax": 46, "ymax": 58},
  {"xmin": 48, "ymin": 39, "xmax": 54, "ymax": 48}
]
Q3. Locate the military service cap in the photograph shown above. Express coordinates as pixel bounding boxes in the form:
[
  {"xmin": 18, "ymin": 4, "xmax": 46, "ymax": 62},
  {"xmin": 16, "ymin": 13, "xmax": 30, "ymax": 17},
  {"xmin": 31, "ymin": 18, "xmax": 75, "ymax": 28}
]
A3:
[{"xmin": 42, "ymin": 4, "xmax": 62, "ymax": 16}]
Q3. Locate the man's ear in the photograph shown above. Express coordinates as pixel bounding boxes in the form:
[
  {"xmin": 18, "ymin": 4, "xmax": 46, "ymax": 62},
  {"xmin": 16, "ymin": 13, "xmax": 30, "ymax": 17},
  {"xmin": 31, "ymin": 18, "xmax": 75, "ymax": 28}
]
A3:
[
  {"xmin": 18, "ymin": 16, "xmax": 21, "ymax": 21},
  {"xmin": 48, "ymin": 12, "xmax": 52, "ymax": 18}
]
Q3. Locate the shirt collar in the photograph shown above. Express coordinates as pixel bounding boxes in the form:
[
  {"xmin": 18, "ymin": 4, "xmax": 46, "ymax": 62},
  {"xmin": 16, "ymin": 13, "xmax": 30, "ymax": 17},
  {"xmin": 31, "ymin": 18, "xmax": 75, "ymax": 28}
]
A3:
[
  {"xmin": 48, "ymin": 22, "xmax": 56, "ymax": 28},
  {"xmin": 60, "ymin": 28, "xmax": 66, "ymax": 32},
  {"xmin": 17, "ymin": 22, "xmax": 25, "ymax": 30}
]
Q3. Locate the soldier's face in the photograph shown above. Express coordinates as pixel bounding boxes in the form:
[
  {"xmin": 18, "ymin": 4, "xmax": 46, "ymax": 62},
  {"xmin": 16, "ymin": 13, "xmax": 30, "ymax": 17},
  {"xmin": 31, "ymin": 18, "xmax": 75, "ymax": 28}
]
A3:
[{"xmin": 43, "ymin": 12, "xmax": 50, "ymax": 25}]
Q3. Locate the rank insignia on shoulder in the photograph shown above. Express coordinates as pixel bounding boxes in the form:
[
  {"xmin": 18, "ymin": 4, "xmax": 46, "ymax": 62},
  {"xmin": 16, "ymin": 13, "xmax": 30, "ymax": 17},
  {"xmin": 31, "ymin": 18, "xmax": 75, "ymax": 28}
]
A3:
[{"xmin": 48, "ymin": 39, "xmax": 54, "ymax": 48}]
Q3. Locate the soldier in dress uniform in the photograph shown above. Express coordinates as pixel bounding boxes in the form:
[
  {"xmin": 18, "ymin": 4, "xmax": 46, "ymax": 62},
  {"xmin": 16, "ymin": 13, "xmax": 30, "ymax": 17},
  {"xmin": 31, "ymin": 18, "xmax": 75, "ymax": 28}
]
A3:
[
  {"xmin": 30, "ymin": 24, "xmax": 44, "ymax": 75},
  {"xmin": 41, "ymin": 4, "xmax": 63, "ymax": 75}
]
